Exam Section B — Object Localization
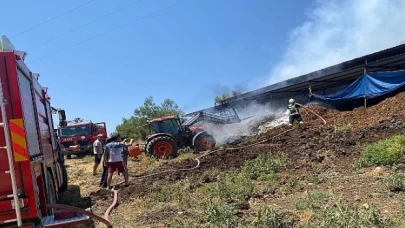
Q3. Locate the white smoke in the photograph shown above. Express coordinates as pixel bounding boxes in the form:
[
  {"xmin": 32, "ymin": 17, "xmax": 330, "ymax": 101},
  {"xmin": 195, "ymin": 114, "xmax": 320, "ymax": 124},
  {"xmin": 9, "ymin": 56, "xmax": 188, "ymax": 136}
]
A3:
[
  {"xmin": 200, "ymin": 102, "xmax": 289, "ymax": 145},
  {"xmin": 268, "ymin": 0, "xmax": 405, "ymax": 85}
]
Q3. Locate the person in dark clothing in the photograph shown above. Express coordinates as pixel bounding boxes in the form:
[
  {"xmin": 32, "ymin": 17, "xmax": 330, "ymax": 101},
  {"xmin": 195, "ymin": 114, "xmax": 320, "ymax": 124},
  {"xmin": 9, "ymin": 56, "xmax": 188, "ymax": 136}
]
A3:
[
  {"xmin": 121, "ymin": 136, "xmax": 129, "ymax": 167},
  {"xmin": 288, "ymin": 98, "xmax": 304, "ymax": 126},
  {"xmin": 99, "ymin": 138, "xmax": 111, "ymax": 188}
]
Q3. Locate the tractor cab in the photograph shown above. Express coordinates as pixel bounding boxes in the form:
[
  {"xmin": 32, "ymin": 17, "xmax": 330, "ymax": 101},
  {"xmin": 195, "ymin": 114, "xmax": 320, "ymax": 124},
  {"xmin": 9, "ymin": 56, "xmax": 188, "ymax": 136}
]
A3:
[{"xmin": 147, "ymin": 116, "xmax": 193, "ymax": 145}]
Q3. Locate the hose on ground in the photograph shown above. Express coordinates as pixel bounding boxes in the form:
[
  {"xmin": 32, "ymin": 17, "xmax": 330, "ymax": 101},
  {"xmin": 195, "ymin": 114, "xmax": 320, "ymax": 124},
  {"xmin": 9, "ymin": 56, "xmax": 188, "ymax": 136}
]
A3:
[
  {"xmin": 103, "ymin": 189, "xmax": 118, "ymax": 222},
  {"xmin": 297, "ymin": 103, "xmax": 327, "ymax": 124},
  {"xmin": 41, "ymin": 204, "xmax": 112, "ymax": 228}
]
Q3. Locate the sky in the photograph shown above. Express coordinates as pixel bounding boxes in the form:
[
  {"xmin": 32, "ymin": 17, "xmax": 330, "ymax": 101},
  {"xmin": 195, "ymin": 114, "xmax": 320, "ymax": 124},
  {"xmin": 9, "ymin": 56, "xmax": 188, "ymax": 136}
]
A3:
[{"xmin": 1, "ymin": 0, "xmax": 405, "ymax": 133}]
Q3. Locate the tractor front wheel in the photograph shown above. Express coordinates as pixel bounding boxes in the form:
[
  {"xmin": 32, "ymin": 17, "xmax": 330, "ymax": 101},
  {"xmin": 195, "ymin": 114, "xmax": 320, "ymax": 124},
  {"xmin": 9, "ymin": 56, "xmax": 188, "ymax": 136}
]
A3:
[
  {"xmin": 194, "ymin": 134, "xmax": 216, "ymax": 151},
  {"xmin": 146, "ymin": 136, "xmax": 178, "ymax": 158}
]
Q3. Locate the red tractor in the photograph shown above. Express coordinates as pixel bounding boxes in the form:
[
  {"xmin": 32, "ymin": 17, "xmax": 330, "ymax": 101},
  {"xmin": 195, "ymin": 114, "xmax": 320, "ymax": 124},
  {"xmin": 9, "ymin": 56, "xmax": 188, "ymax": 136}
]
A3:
[
  {"xmin": 144, "ymin": 115, "xmax": 216, "ymax": 158},
  {"xmin": 142, "ymin": 102, "xmax": 242, "ymax": 158}
]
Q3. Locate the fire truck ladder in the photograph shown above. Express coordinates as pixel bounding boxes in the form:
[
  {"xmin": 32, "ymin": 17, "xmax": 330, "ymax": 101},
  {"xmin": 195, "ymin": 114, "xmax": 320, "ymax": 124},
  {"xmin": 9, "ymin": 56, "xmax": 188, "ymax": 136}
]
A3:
[{"xmin": 0, "ymin": 73, "xmax": 22, "ymax": 226}]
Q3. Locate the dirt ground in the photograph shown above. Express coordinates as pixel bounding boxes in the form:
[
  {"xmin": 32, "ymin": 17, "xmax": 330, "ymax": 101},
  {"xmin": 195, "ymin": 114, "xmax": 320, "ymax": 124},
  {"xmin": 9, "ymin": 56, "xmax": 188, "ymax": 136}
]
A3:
[{"xmin": 59, "ymin": 92, "xmax": 405, "ymax": 228}]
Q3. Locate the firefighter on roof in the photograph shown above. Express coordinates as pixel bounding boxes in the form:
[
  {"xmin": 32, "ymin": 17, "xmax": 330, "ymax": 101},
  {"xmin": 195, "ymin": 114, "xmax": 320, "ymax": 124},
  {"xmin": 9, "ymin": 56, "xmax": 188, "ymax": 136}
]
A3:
[{"xmin": 288, "ymin": 98, "xmax": 304, "ymax": 126}]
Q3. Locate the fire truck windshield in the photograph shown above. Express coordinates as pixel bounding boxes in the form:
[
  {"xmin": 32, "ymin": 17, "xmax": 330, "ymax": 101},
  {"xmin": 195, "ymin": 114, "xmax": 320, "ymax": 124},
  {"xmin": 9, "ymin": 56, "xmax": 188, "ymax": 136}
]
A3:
[{"xmin": 58, "ymin": 124, "xmax": 91, "ymax": 137}]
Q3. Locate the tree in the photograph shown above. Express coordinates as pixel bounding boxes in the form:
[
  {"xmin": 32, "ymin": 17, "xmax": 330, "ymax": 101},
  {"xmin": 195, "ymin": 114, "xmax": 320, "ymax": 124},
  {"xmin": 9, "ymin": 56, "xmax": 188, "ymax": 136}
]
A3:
[
  {"xmin": 115, "ymin": 96, "xmax": 184, "ymax": 139},
  {"xmin": 214, "ymin": 90, "xmax": 242, "ymax": 105}
]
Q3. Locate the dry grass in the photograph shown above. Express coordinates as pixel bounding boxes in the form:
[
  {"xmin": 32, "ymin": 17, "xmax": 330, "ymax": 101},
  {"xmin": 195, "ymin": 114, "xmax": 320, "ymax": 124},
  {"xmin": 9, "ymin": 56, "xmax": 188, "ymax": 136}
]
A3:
[{"xmin": 60, "ymin": 149, "xmax": 405, "ymax": 228}]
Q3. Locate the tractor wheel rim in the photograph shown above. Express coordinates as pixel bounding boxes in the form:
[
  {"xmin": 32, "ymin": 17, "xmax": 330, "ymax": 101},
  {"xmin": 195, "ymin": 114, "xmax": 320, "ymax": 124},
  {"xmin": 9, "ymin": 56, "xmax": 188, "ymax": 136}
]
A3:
[
  {"xmin": 200, "ymin": 137, "xmax": 212, "ymax": 150},
  {"xmin": 154, "ymin": 141, "xmax": 173, "ymax": 157}
]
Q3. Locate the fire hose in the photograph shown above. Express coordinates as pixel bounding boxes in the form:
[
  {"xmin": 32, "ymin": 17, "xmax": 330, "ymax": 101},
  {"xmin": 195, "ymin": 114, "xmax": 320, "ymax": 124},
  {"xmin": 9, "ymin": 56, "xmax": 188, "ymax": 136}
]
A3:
[
  {"xmin": 101, "ymin": 105, "xmax": 327, "ymax": 225},
  {"xmin": 297, "ymin": 103, "xmax": 327, "ymax": 124},
  {"xmin": 41, "ymin": 204, "xmax": 112, "ymax": 228}
]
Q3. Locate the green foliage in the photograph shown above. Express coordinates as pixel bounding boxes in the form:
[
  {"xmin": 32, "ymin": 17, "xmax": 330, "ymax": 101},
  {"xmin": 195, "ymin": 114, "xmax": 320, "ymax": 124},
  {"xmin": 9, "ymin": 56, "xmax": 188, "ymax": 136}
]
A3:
[
  {"xmin": 305, "ymin": 203, "xmax": 392, "ymax": 228},
  {"xmin": 115, "ymin": 96, "xmax": 184, "ymax": 139},
  {"xmin": 386, "ymin": 173, "xmax": 405, "ymax": 192},
  {"xmin": 334, "ymin": 124, "xmax": 352, "ymax": 133},
  {"xmin": 306, "ymin": 174, "xmax": 326, "ymax": 184},
  {"xmin": 171, "ymin": 219, "xmax": 197, "ymax": 228},
  {"xmin": 242, "ymin": 154, "xmax": 284, "ymax": 180},
  {"xmin": 214, "ymin": 90, "xmax": 242, "ymax": 104},
  {"xmin": 357, "ymin": 135, "xmax": 405, "ymax": 167},
  {"xmin": 249, "ymin": 204, "xmax": 285, "ymax": 228},
  {"xmin": 286, "ymin": 177, "xmax": 301, "ymax": 192},
  {"xmin": 150, "ymin": 179, "xmax": 191, "ymax": 208},
  {"xmin": 217, "ymin": 172, "xmax": 254, "ymax": 201},
  {"xmin": 295, "ymin": 191, "xmax": 392, "ymax": 227},
  {"xmin": 294, "ymin": 190, "xmax": 333, "ymax": 210},
  {"xmin": 204, "ymin": 200, "xmax": 238, "ymax": 228}
]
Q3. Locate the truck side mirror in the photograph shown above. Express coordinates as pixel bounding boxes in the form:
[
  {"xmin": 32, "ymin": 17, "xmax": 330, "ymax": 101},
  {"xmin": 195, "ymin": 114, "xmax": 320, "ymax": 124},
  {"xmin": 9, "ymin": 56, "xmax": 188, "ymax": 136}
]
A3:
[{"xmin": 58, "ymin": 110, "xmax": 66, "ymax": 121}]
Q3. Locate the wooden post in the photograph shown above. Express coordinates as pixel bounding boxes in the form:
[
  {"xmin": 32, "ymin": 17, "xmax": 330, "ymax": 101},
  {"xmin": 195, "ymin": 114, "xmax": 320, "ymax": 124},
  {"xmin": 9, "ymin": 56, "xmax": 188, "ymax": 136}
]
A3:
[{"xmin": 364, "ymin": 96, "xmax": 367, "ymax": 108}]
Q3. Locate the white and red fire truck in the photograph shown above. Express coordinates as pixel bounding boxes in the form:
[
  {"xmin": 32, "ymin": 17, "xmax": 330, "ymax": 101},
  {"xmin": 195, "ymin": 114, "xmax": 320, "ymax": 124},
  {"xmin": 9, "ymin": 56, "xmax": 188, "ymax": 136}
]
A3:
[{"xmin": 0, "ymin": 36, "xmax": 108, "ymax": 227}]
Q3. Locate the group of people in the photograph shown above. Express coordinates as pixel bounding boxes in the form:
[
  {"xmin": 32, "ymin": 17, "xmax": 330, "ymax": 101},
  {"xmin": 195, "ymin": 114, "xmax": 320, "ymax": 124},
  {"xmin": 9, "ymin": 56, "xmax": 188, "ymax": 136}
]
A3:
[{"xmin": 92, "ymin": 134, "xmax": 135, "ymax": 190}]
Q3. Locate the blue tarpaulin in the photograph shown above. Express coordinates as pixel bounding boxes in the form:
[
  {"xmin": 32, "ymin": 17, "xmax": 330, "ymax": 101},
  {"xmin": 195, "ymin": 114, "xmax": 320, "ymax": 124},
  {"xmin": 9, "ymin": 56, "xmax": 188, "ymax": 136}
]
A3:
[{"xmin": 312, "ymin": 70, "xmax": 405, "ymax": 101}]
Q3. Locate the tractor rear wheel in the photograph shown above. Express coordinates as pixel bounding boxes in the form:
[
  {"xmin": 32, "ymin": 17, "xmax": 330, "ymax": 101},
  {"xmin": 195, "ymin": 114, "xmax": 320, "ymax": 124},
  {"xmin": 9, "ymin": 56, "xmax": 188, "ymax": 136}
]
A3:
[
  {"xmin": 146, "ymin": 136, "xmax": 178, "ymax": 158},
  {"xmin": 194, "ymin": 134, "xmax": 216, "ymax": 151}
]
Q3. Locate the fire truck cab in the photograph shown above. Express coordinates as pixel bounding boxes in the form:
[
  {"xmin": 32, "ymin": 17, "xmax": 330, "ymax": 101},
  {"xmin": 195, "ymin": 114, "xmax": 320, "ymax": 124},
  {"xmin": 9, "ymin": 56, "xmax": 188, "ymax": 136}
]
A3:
[
  {"xmin": 58, "ymin": 121, "xmax": 107, "ymax": 159},
  {"xmin": 0, "ymin": 35, "xmax": 92, "ymax": 227}
]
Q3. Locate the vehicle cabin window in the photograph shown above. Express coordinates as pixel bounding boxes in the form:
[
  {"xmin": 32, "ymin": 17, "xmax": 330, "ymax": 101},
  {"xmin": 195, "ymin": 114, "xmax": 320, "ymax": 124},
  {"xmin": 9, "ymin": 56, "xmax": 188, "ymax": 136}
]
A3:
[
  {"xmin": 150, "ymin": 123, "xmax": 159, "ymax": 134},
  {"xmin": 59, "ymin": 124, "xmax": 91, "ymax": 137},
  {"xmin": 94, "ymin": 123, "xmax": 105, "ymax": 134},
  {"xmin": 158, "ymin": 120, "xmax": 180, "ymax": 135}
]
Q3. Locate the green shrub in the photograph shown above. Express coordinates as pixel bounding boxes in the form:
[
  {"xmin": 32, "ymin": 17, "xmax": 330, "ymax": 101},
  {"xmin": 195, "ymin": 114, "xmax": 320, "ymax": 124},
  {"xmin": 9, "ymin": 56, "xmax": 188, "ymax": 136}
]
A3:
[
  {"xmin": 294, "ymin": 190, "xmax": 332, "ymax": 210},
  {"xmin": 218, "ymin": 172, "xmax": 254, "ymax": 201},
  {"xmin": 387, "ymin": 173, "xmax": 405, "ymax": 192},
  {"xmin": 334, "ymin": 124, "xmax": 352, "ymax": 133},
  {"xmin": 242, "ymin": 154, "xmax": 284, "ymax": 180},
  {"xmin": 204, "ymin": 200, "xmax": 238, "ymax": 227},
  {"xmin": 286, "ymin": 177, "xmax": 301, "ymax": 192},
  {"xmin": 306, "ymin": 174, "xmax": 325, "ymax": 184},
  {"xmin": 249, "ymin": 204, "xmax": 285, "ymax": 228},
  {"xmin": 357, "ymin": 135, "xmax": 405, "ymax": 167},
  {"xmin": 305, "ymin": 203, "xmax": 392, "ymax": 228},
  {"xmin": 255, "ymin": 173, "xmax": 278, "ymax": 194},
  {"xmin": 151, "ymin": 179, "xmax": 191, "ymax": 207},
  {"xmin": 171, "ymin": 218, "xmax": 197, "ymax": 228}
]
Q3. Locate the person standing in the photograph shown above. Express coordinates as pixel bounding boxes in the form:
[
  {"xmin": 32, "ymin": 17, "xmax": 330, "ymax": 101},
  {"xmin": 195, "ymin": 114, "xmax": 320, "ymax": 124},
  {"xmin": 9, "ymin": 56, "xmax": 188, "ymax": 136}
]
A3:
[
  {"xmin": 99, "ymin": 137, "xmax": 110, "ymax": 188},
  {"xmin": 121, "ymin": 137, "xmax": 131, "ymax": 166},
  {"xmin": 287, "ymin": 98, "xmax": 304, "ymax": 126},
  {"xmin": 104, "ymin": 135, "xmax": 134, "ymax": 190},
  {"xmin": 93, "ymin": 134, "xmax": 103, "ymax": 176}
]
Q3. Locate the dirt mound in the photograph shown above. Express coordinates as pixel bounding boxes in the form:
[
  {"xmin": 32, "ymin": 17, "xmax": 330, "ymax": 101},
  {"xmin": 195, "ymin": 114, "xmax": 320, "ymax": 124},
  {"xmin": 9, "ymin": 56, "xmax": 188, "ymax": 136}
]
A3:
[{"xmin": 302, "ymin": 92, "xmax": 405, "ymax": 129}]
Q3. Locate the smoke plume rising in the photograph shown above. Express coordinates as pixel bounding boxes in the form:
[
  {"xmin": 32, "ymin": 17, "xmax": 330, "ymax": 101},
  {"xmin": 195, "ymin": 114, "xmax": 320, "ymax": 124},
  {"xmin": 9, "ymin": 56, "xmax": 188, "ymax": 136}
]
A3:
[
  {"xmin": 268, "ymin": 0, "xmax": 405, "ymax": 85},
  {"xmin": 194, "ymin": 0, "xmax": 405, "ymax": 145}
]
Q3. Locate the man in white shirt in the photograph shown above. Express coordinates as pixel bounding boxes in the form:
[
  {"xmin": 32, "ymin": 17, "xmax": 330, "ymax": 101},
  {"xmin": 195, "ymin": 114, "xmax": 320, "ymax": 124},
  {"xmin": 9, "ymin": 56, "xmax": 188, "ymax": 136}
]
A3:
[
  {"xmin": 104, "ymin": 135, "xmax": 134, "ymax": 190},
  {"xmin": 93, "ymin": 134, "xmax": 103, "ymax": 176}
]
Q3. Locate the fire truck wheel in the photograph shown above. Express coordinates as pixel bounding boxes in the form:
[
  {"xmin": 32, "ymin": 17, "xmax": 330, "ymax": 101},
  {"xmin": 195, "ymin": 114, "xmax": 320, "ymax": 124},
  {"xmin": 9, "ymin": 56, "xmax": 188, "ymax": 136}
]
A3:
[
  {"xmin": 46, "ymin": 170, "xmax": 57, "ymax": 215},
  {"xmin": 146, "ymin": 136, "xmax": 178, "ymax": 159},
  {"xmin": 58, "ymin": 161, "xmax": 68, "ymax": 193},
  {"xmin": 194, "ymin": 134, "xmax": 216, "ymax": 151}
]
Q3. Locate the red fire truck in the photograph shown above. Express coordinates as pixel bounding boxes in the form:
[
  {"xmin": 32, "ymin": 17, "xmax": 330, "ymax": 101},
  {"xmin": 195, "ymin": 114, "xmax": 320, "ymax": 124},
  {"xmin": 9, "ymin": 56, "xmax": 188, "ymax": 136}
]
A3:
[
  {"xmin": 57, "ymin": 120, "xmax": 107, "ymax": 159},
  {"xmin": 0, "ymin": 36, "xmax": 106, "ymax": 227}
]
